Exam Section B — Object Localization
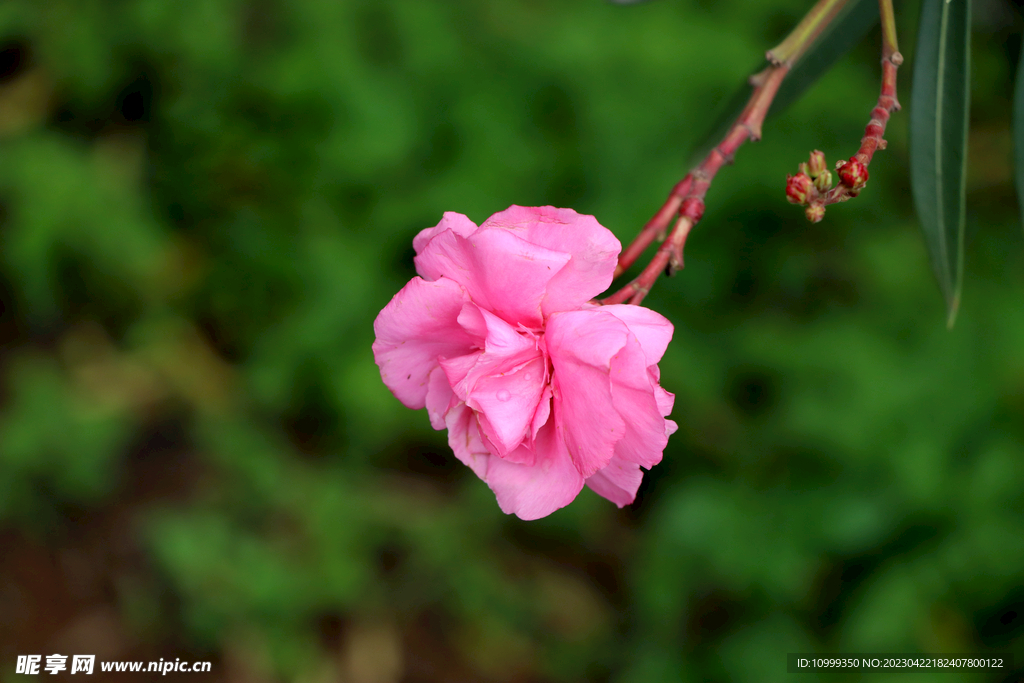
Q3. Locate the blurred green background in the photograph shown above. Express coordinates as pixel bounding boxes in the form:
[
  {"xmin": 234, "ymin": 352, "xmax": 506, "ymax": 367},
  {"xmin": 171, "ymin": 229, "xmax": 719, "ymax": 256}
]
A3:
[{"xmin": 0, "ymin": 0, "xmax": 1022, "ymax": 681}]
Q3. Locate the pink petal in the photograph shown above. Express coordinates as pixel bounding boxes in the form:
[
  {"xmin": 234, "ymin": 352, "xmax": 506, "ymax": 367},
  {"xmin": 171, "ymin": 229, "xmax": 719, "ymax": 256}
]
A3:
[
  {"xmin": 480, "ymin": 206, "xmax": 620, "ymax": 316},
  {"xmin": 442, "ymin": 305, "xmax": 546, "ymax": 455},
  {"xmin": 547, "ymin": 308, "xmax": 631, "ymax": 368},
  {"xmin": 530, "ymin": 385, "xmax": 553, "ymax": 443},
  {"xmin": 467, "ymin": 355, "xmax": 547, "ymax": 456},
  {"xmin": 414, "ymin": 228, "xmax": 571, "ymax": 327},
  {"xmin": 475, "ymin": 413, "xmax": 534, "ymax": 466},
  {"xmin": 439, "ymin": 351, "xmax": 481, "ymax": 402},
  {"xmin": 607, "ymin": 332, "xmax": 669, "ymax": 469},
  {"xmin": 454, "ymin": 301, "xmax": 489, "ymax": 340},
  {"xmin": 585, "ymin": 456, "xmax": 643, "ymax": 508},
  {"xmin": 654, "ymin": 384, "xmax": 678, "ymax": 437},
  {"xmin": 483, "ymin": 416, "xmax": 585, "ymax": 520},
  {"xmin": 600, "ymin": 304, "xmax": 674, "ymax": 365},
  {"xmin": 445, "ymin": 402, "xmax": 490, "ymax": 480},
  {"xmin": 424, "ymin": 365, "xmax": 455, "ymax": 430},
  {"xmin": 372, "ymin": 277, "xmax": 475, "ymax": 409},
  {"xmin": 412, "ymin": 212, "xmax": 479, "ymax": 265},
  {"xmin": 545, "ymin": 309, "xmax": 630, "ymax": 478},
  {"xmin": 468, "ymin": 304, "xmax": 538, "ymax": 360},
  {"xmin": 443, "ymin": 304, "xmax": 538, "ymax": 398}
]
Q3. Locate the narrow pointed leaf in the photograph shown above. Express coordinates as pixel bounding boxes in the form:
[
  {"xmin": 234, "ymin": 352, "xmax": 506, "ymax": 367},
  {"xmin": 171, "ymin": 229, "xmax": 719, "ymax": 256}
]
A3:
[
  {"xmin": 689, "ymin": 0, "xmax": 878, "ymax": 164},
  {"xmin": 1014, "ymin": 37, "xmax": 1024, "ymax": 228},
  {"xmin": 909, "ymin": 0, "xmax": 971, "ymax": 327}
]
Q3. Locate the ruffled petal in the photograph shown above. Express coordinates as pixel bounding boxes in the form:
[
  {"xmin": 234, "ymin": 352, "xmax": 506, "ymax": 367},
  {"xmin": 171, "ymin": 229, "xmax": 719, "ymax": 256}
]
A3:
[
  {"xmin": 372, "ymin": 277, "xmax": 475, "ymax": 409},
  {"xmin": 530, "ymin": 385, "xmax": 553, "ymax": 443},
  {"xmin": 545, "ymin": 309, "xmax": 629, "ymax": 477},
  {"xmin": 607, "ymin": 332, "xmax": 669, "ymax": 469},
  {"xmin": 424, "ymin": 365, "xmax": 455, "ymax": 430},
  {"xmin": 413, "ymin": 211, "xmax": 479, "ymax": 269},
  {"xmin": 442, "ymin": 304, "xmax": 546, "ymax": 455},
  {"xmin": 442, "ymin": 306, "xmax": 537, "ymax": 399},
  {"xmin": 470, "ymin": 304, "xmax": 538, "ymax": 360},
  {"xmin": 484, "ymin": 415, "xmax": 585, "ymax": 520},
  {"xmin": 445, "ymin": 402, "xmax": 490, "ymax": 480},
  {"xmin": 413, "ymin": 227, "xmax": 571, "ymax": 327},
  {"xmin": 454, "ymin": 300, "xmax": 489, "ymax": 340},
  {"xmin": 654, "ymin": 385, "xmax": 678, "ymax": 437},
  {"xmin": 585, "ymin": 456, "xmax": 643, "ymax": 508},
  {"xmin": 600, "ymin": 304, "xmax": 674, "ymax": 365},
  {"xmin": 439, "ymin": 352, "xmax": 481, "ymax": 402},
  {"xmin": 468, "ymin": 355, "xmax": 547, "ymax": 457},
  {"xmin": 480, "ymin": 206, "xmax": 620, "ymax": 316}
]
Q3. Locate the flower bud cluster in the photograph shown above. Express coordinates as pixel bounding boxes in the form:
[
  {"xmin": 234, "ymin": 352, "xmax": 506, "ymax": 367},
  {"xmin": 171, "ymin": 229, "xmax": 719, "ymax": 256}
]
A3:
[
  {"xmin": 785, "ymin": 150, "xmax": 833, "ymax": 222},
  {"xmin": 784, "ymin": 150, "xmax": 872, "ymax": 222}
]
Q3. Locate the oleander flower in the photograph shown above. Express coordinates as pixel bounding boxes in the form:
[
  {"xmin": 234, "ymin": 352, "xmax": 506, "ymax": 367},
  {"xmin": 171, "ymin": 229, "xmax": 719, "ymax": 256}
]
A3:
[{"xmin": 372, "ymin": 206, "xmax": 676, "ymax": 519}]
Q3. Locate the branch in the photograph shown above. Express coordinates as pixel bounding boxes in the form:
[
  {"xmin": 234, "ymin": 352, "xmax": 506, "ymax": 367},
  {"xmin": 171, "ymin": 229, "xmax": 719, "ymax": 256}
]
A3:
[
  {"xmin": 607, "ymin": 0, "xmax": 851, "ymax": 303},
  {"xmin": 790, "ymin": 0, "xmax": 902, "ymax": 219},
  {"xmin": 605, "ymin": 63, "xmax": 789, "ymax": 305}
]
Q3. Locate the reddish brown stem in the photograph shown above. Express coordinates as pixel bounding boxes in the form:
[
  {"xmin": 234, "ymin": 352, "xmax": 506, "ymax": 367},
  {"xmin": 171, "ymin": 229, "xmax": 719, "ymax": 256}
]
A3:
[
  {"xmin": 614, "ymin": 176, "xmax": 692, "ymax": 278},
  {"xmin": 818, "ymin": 0, "xmax": 901, "ymax": 207},
  {"xmin": 823, "ymin": 49, "xmax": 902, "ymax": 206},
  {"xmin": 603, "ymin": 64, "xmax": 789, "ymax": 305}
]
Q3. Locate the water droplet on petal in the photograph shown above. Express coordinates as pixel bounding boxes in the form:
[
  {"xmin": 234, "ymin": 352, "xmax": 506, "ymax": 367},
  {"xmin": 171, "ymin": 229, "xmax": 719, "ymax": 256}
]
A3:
[
  {"xmin": 524, "ymin": 373, "xmax": 532, "ymax": 381},
  {"xmin": 496, "ymin": 389, "xmax": 511, "ymax": 402}
]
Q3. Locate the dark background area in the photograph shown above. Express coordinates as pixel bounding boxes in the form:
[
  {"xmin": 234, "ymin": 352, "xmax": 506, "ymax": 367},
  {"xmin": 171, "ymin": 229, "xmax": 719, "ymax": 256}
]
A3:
[{"xmin": 1, "ymin": 0, "xmax": 1023, "ymax": 681}]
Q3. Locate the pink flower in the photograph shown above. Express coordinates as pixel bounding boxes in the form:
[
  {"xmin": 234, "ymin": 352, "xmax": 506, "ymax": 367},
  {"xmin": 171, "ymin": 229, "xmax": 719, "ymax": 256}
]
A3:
[{"xmin": 372, "ymin": 206, "xmax": 677, "ymax": 520}]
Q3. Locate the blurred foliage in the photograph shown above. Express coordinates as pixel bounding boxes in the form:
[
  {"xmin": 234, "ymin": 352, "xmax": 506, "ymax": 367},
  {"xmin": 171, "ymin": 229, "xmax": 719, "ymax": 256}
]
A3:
[{"xmin": 1, "ymin": 0, "xmax": 1023, "ymax": 682}]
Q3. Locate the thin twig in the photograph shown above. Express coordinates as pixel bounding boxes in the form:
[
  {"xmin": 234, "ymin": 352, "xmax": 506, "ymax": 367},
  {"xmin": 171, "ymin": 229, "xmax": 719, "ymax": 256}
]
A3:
[
  {"xmin": 614, "ymin": 176, "xmax": 691, "ymax": 279},
  {"xmin": 818, "ymin": 0, "xmax": 902, "ymax": 207}
]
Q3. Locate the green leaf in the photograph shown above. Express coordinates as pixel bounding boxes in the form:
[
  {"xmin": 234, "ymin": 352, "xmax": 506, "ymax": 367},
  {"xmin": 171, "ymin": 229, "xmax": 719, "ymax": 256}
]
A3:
[
  {"xmin": 689, "ymin": 0, "xmax": 879, "ymax": 165},
  {"xmin": 909, "ymin": 0, "xmax": 972, "ymax": 327},
  {"xmin": 1014, "ymin": 37, "xmax": 1024, "ymax": 229}
]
